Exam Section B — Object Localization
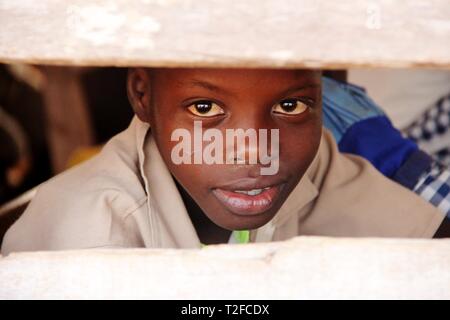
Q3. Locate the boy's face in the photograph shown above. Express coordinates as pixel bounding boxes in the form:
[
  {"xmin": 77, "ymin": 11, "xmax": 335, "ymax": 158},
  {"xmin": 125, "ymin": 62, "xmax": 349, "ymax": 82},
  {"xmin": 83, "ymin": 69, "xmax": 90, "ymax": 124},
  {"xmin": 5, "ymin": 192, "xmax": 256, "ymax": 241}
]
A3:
[{"xmin": 129, "ymin": 68, "xmax": 322, "ymax": 231}]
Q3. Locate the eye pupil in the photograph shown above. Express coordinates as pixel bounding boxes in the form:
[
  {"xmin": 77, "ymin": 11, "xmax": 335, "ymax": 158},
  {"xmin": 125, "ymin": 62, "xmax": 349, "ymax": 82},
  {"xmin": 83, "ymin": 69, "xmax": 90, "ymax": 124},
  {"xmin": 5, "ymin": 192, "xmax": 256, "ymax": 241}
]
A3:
[
  {"xmin": 195, "ymin": 102, "xmax": 212, "ymax": 114},
  {"xmin": 281, "ymin": 100, "xmax": 297, "ymax": 112}
]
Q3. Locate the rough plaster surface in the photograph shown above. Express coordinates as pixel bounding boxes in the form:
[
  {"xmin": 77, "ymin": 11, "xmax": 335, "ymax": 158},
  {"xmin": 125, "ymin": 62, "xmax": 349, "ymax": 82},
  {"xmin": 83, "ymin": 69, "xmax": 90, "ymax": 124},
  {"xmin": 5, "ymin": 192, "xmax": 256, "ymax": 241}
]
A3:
[
  {"xmin": 1, "ymin": 236, "xmax": 450, "ymax": 299},
  {"xmin": 0, "ymin": 0, "xmax": 449, "ymax": 68}
]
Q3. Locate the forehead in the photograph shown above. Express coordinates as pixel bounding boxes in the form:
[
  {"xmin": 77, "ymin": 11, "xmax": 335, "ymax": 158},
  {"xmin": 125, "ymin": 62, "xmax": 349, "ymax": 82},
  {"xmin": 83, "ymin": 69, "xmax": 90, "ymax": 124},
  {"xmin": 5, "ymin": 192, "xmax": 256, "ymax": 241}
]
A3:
[{"xmin": 149, "ymin": 68, "xmax": 321, "ymax": 93}]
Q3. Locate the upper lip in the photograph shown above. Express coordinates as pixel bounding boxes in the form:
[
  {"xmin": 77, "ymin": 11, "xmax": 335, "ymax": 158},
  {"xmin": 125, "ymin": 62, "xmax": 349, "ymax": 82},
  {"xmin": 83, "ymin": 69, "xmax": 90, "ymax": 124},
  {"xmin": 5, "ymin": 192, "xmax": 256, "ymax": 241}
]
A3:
[{"xmin": 213, "ymin": 177, "xmax": 286, "ymax": 192}]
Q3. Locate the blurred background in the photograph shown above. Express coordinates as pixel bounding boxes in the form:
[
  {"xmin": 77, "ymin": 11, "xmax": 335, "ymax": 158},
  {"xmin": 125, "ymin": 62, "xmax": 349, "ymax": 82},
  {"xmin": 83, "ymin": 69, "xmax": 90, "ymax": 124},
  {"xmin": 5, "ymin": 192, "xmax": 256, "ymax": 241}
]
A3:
[{"xmin": 0, "ymin": 64, "xmax": 133, "ymax": 206}]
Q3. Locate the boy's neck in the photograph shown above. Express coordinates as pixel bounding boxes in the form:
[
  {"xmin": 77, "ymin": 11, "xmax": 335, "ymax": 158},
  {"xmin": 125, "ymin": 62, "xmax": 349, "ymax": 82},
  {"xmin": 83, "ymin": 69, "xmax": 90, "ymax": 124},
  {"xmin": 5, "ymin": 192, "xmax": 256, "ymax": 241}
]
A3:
[{"xmin": 174, "ymin": 177, "xmax": 232, "ymax": 245}]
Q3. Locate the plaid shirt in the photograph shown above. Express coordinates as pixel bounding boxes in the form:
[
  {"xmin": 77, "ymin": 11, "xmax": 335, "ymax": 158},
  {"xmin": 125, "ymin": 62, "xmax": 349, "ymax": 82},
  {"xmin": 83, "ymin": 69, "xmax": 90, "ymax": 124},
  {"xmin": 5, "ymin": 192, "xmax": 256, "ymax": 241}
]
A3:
[
  {"xmin": 414, "ymin": 160, "xmax": 450, "ymax": 218},
  {"xmin": 404, "ymin": 93, "xmax": 450, "ymax": 218}
]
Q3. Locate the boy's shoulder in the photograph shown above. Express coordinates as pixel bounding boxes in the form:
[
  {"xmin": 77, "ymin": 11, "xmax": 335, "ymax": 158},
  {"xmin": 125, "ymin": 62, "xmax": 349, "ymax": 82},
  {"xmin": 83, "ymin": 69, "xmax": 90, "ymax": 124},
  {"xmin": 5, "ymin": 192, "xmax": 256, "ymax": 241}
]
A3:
[
  {"xmin": 299, "ymin": 129, "xmax": 445, "ymax": 238},
  {"xmin": 1, "ymin": 126, "xmax": 148, "ymax": 254},
  {"xmin": 41, "ymin": 132, "xmax": 148, "ymax": 213}
]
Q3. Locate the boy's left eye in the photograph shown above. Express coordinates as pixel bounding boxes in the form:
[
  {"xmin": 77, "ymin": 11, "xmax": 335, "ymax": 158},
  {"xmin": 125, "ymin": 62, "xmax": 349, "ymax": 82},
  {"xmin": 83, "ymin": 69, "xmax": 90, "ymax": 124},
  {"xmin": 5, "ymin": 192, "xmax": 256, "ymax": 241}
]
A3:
[
  {"xmin": 273, "ymin": 99, "xmax": 309, "ymax": 115},
  {"xmin": 187, "ymin": 100, "xmax": 225, "ymax": 117}
]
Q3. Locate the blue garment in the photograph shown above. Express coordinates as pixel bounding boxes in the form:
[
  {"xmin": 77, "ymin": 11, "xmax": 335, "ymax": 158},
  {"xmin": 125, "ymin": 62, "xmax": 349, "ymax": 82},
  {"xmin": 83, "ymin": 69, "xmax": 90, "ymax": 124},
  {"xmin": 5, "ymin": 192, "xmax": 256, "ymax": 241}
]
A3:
[
  {"xmin": 414, "ymin": 161, "xmax": 450, "ymax": 217},
  {"xmin": 338, "ymin": 116, "xmax": 418, "ymax": 178},
  {"xmin": 322, "ymin": 77, "xmax": 384, "ymax": 143},
  {"xmin": 322, "ymin": 77, "xmax": 418, "ymax": 178},
  {"xmin": 392, "ymin": 150, "xmax": 432, "ymax": 190},
  {"xmin": 322, "ymin": 76, "xmax": 450, "ymax": 218}
]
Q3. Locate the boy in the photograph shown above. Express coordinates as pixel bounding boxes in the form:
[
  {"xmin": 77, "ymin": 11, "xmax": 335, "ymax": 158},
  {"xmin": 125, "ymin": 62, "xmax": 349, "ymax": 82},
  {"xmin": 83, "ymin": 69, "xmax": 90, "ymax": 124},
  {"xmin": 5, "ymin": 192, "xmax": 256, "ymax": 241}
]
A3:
[{"xmin": 1, "ymin": 68, "xmax": 446, "ymax": 253}]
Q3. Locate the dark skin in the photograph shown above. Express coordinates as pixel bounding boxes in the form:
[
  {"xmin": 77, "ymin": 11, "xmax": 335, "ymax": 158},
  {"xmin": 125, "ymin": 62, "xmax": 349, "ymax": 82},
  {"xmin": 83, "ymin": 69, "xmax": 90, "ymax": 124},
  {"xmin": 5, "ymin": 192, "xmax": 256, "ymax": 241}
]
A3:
[
  {"xmin": 128, "ymin": 68, "xmax": 322, "ymax": 244},
  {"xmin": 127, "ymin": 67, "xmax": 450, "ymax": 243}
]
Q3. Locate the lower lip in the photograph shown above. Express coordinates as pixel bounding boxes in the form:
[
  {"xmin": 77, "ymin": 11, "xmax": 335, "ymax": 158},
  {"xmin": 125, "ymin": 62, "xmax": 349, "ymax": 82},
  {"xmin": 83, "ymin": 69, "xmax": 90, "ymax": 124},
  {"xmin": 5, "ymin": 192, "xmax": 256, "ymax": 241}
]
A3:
[{"xmin": 212, "ymin": 185, "xmax": 283, "ymax": 216}]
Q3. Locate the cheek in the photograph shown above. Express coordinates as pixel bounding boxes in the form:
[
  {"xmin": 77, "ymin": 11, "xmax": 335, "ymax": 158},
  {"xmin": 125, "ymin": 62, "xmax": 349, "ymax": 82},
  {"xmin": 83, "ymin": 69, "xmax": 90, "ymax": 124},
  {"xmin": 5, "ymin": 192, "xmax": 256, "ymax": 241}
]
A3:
[
  {"xmin": 279, "ymin": 118, "xmax": 322, "ymax": 176},
  {"xmin": 152, "ymin": 124, "xmax": 218, "ymax": 198}
]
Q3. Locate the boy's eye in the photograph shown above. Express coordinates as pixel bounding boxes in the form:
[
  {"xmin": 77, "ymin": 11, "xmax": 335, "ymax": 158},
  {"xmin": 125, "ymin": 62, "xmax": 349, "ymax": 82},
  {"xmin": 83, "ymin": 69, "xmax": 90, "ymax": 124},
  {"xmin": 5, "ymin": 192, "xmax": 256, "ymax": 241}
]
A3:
[
  {"xmin": 187, "ymin": 101, "xmax": 225, "ymax": 117},
  {"xmin": 273, "ymin": 99, "xmax": 309, "ymax": 115}
]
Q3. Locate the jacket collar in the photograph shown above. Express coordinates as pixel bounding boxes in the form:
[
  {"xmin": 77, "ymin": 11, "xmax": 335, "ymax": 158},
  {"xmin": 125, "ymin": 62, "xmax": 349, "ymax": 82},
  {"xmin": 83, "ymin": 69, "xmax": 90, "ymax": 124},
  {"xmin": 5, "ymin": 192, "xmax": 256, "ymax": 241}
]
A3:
[{"xmin": 133, "ymin": 116, "xmax": 319, "ymax": 246}]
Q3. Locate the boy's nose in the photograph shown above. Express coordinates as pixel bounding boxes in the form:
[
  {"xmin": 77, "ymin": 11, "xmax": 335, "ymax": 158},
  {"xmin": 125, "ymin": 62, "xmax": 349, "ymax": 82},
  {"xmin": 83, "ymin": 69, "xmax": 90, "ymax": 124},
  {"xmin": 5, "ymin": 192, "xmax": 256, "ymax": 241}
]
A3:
[
  {"xmin": 223, "ymin": 108, "xmax": 276, "ymax": 166},
  {"xmin": 228, "ymin": 139, "xmax": 259, "ymax": 165}
]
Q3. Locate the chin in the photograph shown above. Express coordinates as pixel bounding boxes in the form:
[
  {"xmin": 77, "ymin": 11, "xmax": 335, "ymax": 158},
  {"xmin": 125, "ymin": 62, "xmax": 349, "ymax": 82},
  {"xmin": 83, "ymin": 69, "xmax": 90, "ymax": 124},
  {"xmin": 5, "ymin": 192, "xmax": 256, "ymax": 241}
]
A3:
[{"xmin": 211, "ymin": 207, "xmax": 279, "ymax": 231}]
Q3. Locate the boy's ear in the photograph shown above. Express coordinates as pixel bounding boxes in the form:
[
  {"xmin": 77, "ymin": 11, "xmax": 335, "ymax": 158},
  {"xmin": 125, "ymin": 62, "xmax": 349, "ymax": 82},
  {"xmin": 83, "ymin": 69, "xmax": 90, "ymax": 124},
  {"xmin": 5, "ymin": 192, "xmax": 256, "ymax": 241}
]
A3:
[{"xmin": 127, "ymin": 68, "xmax": 152, "ymax": 123}]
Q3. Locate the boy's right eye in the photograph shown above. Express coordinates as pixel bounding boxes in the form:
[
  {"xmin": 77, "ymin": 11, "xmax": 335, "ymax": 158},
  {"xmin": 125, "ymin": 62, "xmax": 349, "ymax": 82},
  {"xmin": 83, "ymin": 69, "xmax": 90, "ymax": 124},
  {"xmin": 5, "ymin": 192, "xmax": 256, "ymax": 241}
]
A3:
[{"xmin": 187, "ymin": 100, "xmax": 225, "ymax": 117}]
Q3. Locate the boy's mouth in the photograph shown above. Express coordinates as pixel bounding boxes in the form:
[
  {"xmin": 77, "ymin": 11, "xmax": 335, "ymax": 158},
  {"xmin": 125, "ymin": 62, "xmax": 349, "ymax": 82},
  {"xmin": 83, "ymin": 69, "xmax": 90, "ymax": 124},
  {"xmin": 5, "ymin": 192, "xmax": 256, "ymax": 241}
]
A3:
[{"xmin": 212, "ymin": 183, "xmax": 285, "ymax": 216}]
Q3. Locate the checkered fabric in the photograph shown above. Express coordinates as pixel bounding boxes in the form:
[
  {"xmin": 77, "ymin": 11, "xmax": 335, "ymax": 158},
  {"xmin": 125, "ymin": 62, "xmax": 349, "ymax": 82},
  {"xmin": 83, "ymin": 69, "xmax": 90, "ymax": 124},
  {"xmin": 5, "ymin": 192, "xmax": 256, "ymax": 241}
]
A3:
[
  {"xmin": 405, "ymin": 94, "xmax": 450, "ymax": 166},
  {"xmin": 414, "ymin": 160, "xmax": 450, "ymax": 218},
  {"xmin": 404, "ymin": 93, "xmax": 450, "ymax": 217}
]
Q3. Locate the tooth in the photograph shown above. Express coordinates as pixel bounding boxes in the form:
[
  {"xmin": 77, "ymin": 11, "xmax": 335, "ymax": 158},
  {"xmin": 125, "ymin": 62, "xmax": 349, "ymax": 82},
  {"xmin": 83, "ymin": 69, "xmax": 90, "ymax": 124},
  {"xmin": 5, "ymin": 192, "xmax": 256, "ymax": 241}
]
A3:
[{"xmin": 234, "ymin": 189, "xmax": 264, "ymax": 196}]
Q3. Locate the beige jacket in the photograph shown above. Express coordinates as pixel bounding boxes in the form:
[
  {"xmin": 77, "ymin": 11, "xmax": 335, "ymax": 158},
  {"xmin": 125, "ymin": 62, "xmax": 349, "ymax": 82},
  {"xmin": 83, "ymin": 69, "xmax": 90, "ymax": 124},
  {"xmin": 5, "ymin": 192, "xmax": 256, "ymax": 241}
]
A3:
[{"xmin": 1, "ymin": 117, "xmax": 445, "ymax": 254}]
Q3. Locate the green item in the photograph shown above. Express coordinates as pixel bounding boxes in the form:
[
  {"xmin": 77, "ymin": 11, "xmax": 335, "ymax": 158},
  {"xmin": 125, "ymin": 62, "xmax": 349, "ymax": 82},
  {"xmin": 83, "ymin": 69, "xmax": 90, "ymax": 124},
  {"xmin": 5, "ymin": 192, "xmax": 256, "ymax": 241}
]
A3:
[{"xmin": 233, "ymin": 230, "xmax": 250, "ymax": 244}]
